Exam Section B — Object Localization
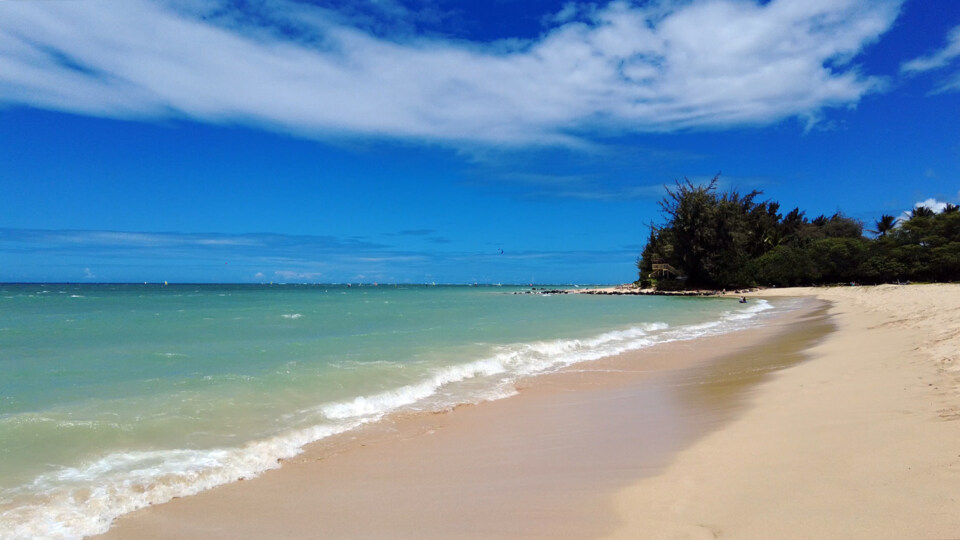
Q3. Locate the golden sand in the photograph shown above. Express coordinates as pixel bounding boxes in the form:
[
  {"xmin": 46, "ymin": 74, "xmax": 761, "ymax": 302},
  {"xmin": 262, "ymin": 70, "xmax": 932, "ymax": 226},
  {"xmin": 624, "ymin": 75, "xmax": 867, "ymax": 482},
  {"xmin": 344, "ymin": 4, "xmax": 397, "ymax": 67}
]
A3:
[{"xmin": 608, "ymin": 284, "xmax": 960, "ymax": 539}]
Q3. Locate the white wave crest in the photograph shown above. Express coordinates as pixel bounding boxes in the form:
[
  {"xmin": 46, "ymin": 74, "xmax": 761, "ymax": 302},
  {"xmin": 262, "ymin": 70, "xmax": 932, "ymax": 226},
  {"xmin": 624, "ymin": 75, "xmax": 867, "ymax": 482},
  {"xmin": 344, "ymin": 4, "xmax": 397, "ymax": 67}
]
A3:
[
  {"xmin": 320, "ymin": 321, "xmax": 670, "ymax": 421},
  {"xmin": 0, "ymin": 420, "xmax": 365, "ymax": 540},
  {"xmin": 721, "ymin": 298, "xmax": 774, "ymax": 321},
  {"xmin": 321, "ymin": 357, "xmax": 507, "ymax": 420}
]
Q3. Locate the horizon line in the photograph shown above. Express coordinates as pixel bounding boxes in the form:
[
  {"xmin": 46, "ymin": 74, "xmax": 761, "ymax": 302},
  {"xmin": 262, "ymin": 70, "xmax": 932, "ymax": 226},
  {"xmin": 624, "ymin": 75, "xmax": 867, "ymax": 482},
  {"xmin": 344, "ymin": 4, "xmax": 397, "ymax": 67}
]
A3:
[{"xmin": 0, "ymin": 281, "xmax": 612, "ymax": 287}]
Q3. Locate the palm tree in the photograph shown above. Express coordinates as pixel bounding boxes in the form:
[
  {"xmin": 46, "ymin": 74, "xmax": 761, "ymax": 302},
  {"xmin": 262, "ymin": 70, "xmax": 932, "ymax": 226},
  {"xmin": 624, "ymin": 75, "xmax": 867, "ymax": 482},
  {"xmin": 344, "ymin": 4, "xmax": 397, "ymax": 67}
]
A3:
[
  {"xmin": 943, "ymin": 203, "xmax": 959, "ymax": 213},
  {"xmin": 909, "ymin": 206, "xmax": 935, "ymax": 219},
  {"xmin": 871, "ymin": 214, "xmax": 897, "ymax": 237}
]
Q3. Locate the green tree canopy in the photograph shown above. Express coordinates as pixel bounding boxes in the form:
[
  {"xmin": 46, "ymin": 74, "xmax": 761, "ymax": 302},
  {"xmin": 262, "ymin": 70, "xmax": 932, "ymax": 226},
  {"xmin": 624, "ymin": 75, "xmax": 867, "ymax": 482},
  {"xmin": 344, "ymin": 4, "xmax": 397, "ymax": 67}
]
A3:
[{"xmin": 638, "ymin": 177, "xmax": 959, "ymax": 289}]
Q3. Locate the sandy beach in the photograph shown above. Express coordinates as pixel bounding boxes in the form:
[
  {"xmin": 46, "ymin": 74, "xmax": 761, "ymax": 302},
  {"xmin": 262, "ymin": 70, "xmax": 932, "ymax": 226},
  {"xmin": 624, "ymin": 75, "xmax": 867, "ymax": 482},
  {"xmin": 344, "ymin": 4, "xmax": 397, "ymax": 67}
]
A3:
[
  {"xmin": 97, "ymin": 284, "xmax": 960, "ymax": 539},
  {"xmin": 608, "ymin": 284, "xmax": 960, "ymax": 539}
]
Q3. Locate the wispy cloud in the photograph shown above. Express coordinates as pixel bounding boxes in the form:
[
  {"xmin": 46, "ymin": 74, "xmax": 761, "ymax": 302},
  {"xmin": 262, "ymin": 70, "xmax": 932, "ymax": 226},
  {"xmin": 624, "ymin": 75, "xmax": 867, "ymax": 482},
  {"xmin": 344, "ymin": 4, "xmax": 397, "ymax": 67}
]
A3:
[
  {"xmin": 459, "ymin": 141, "xmax": 709, "ymax": 199},
  {"xmin": 272, "ymin": 270, "xmax": 324, "ymax": 281},
  {"xmin": 385, "ymin": 228, "xmax": 452, "ymax": 245},
  {"xmin": 901, "ymin": 24, "xmax": 960, "ymax": 72},
  {"xmin": 0, "ymin": 0, "xmax": 901, "ymax": 145},
  {"xmin": 901, "ymin": 24, "xmax": 960, "ymax": 93},
  {"xmin": 0, "ymin": 228, "xmax": 386, "ymax": 257},
  {"xmin": 0, "ymin": 227, "xmax": 637, "ymax": 283}
]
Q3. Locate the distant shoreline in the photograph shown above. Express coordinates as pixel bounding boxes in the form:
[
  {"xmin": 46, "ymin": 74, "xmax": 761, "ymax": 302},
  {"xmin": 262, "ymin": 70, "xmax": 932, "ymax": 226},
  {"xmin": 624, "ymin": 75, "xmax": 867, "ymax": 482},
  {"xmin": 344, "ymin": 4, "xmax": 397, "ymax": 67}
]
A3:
[{"xmin": 524, "ymin": 283, "xmax": 759, "ymax": 296}]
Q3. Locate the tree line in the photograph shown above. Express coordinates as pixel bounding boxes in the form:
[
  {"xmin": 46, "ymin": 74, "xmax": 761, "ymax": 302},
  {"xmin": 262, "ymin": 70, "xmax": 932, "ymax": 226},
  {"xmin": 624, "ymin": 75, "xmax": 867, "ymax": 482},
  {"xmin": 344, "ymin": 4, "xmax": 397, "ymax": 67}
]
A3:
[{"xmin": 637, "ymin": 176, "xmax": 960, "ymax": 289}]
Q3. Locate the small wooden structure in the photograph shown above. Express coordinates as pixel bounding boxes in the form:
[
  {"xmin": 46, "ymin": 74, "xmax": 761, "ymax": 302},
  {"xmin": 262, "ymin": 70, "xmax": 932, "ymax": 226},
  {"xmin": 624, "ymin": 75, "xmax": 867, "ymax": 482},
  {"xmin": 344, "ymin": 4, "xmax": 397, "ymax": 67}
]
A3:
[{"xmin": 650, "ymin": 263, "xmax": 678, "ymax": 278}]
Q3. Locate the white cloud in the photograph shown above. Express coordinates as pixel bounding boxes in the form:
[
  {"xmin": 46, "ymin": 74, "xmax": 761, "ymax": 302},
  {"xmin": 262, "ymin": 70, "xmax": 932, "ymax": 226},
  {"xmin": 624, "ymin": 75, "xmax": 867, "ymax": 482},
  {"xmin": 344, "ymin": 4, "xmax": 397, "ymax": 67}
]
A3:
[
  {"xmin": 43, "ymin": 230, "xmax": 262, "ymax": 248},
  {"xmin": 936, "ymin": 73, "xmax": 960, "ymax": 94},
  {"xmin": 898, "ymin": 198, "xmax": 954, "ymax": 222},
  {"xmin": 900, "ymin": 26, "xmax": 960, "ymax": 94},
  {"xmin": 901, "ymin": 24, "xmax": 960, "ymax": 94},
  {"xmin": 0, "ymin": 228, "xmax": 387, "ymax": 258},
  {"xmin": 914, "ymin": 198, "xmax": 949, "ymax": 213},
  {"xmin": 273, "ymin": 270, "xmax": 324, "ymax": 281},
  {"xmin": 0, "ymin": 0, "xmax": 902, "ymax": 144},
  {"xmin": 901, "ymin": 25, "xmax": 960, "ymax": 73},
  {"xmin": 83, "ymin": 267, "xmax": 96, "ymax": 279}
]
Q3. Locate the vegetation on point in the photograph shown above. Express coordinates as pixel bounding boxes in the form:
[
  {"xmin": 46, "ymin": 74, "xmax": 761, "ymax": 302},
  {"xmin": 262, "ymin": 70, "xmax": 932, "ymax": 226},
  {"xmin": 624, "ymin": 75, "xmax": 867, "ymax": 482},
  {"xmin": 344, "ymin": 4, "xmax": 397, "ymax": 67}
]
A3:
[{"xmin": 637, "ymin": 176, "xmax": 960, "ymax": 289}]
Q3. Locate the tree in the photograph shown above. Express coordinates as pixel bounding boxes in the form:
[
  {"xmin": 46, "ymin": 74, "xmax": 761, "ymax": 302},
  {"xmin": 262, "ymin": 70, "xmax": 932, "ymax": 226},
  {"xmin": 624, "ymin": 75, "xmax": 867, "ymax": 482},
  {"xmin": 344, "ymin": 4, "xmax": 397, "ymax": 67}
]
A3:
[
  {"xmin": 654, "ymin": 175, "xmax": 725, "ymax": 287},
  {"xmin": 638, "ymin": 176, "xmax": 959, "ymax": 289},
  {"xmin": 820, "ymin": 213, "xmax": 863, "ymax": 239},
  {"xmin": 807, "ymin": 237, "xmax": 868, "ymax": 283},
  {"xmin": 778, "ymin": 207, "xmax": 808, "ymax": 246},
  {"xmin": 751, "ymin": 245, "xmax": 814, "ymax": 286},
  {"xmin": 871, "ymin": 214, "xmax": 897, "ymax": 237},
  {"xmin": 641, "ymin": 175, "xmax": 765, "ymax": 288}
]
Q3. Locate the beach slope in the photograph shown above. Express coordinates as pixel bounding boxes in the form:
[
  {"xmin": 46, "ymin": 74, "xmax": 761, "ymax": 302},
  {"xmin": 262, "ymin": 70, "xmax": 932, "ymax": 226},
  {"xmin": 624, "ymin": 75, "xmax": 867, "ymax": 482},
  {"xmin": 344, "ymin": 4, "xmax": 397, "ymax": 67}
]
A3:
[{"xmin": 608, "ymin": 284, "xmax": 960, "ymax": 539}]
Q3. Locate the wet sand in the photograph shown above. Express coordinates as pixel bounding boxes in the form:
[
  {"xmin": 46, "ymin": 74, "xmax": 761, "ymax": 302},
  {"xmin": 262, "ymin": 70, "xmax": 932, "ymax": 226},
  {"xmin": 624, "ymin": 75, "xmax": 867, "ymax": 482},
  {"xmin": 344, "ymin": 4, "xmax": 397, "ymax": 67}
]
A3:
[{"xmin": 99, "ymin": 299, "xmax": 830, "ymax": 539}]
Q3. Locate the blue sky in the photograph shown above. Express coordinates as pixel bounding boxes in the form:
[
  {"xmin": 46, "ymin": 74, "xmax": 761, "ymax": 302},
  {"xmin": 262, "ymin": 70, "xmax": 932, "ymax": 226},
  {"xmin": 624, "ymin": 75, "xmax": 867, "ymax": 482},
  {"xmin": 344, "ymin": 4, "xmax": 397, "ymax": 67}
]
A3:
[{"xmin": 1, "ymin": 0, "xmax": 958, "ymax": 284}]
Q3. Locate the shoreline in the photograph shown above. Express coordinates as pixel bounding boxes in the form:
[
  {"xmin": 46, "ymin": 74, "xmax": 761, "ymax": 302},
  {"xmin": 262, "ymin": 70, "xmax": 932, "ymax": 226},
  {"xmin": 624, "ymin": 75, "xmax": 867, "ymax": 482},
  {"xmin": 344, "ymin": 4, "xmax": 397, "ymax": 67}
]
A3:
[
  {"xmin": 98, "ymin": 296, "xmax": 827, "ymax": 539},
  {"xmin": 96, "ymin": 284, "xmax": 960, "ymax": 538},
  {"xmin": 520, "ymin": 283, "xmax": 756, "ymax": 297}
]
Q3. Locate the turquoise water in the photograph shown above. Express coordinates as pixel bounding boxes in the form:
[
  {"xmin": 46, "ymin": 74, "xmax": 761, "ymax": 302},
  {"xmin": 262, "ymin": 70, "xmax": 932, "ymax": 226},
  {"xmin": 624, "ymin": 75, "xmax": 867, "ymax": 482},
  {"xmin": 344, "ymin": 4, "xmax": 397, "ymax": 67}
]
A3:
[{"xmin": 0, "ymin": 284, "xmax": 791, "ymax": 539}]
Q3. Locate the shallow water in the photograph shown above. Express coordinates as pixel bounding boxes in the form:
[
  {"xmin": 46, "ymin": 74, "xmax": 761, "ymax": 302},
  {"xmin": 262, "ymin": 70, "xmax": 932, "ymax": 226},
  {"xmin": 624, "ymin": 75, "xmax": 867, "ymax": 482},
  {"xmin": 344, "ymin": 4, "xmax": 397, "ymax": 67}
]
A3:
[{"xmin": 0, "ymin": 283, "xmax": 796, "ymax": 539}]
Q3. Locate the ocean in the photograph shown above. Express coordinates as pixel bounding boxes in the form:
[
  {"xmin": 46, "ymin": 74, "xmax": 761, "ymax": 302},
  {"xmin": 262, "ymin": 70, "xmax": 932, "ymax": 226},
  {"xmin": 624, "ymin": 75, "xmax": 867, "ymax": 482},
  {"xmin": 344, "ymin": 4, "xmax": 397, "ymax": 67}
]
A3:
[{"xmin": 0, "ymin": 283, "xmax": 793, "ymax": 539}]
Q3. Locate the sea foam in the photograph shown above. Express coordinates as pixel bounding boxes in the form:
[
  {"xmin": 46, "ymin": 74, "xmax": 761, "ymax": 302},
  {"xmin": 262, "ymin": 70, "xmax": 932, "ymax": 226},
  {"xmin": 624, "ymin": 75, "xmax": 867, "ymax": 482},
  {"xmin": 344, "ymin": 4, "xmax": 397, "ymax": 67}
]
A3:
[{"xmin": 0, "ymin": 421, "xmax": 365, "ymax": 540}]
